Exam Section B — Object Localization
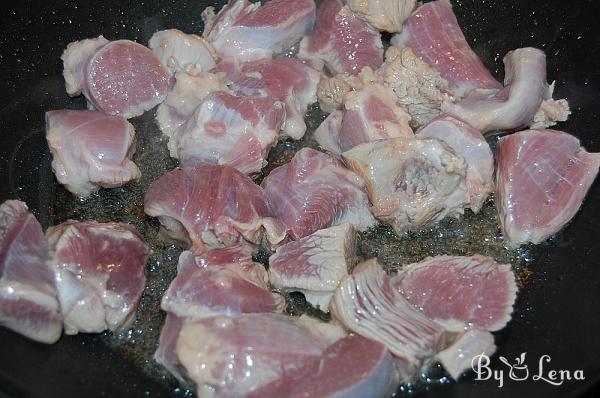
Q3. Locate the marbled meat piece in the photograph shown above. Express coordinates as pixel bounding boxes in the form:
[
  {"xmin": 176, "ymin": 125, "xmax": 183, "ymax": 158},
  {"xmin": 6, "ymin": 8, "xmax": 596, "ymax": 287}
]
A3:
[
  {"xmin": 0, "ymin": 200, "xmax": 61, "ymax": 344},
  {"xmin": 148, "ymin": 29, "xmax": 218, "ymax": 75},
  {"xmin": 268, "ymin": 223, "xmax": 356, "ymax": 309},
  {"xmin": 496, "ymin": 129, "xmax": 600, "ymax": 246},
  {"xmin": 46, "ymin": 220, "xmax": 150, "ymax": 335},
  {"xmin": 46, "ymin": 109, "xmax": 141, "ymax": 197},
  {"xmin": 262, "ymin": 148, "xmax": 376, "ymax": 240}
]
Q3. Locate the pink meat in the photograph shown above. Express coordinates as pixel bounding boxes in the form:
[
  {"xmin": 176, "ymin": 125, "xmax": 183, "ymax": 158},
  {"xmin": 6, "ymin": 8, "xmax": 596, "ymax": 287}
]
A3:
[
  {"xmin": 261, "ymin": 148, "xmax": 376, "ymax": 240},
  {"xmin": 203, "ymin": 0, "xmax": 315, "ymax": 62},
  {"xmin": 45, "ymin": 110, "xmax": 141, "ymax": 197},
  {"xmin": 247, "ymin": 334, "xmax": 397, "ymax": 398},
  {"xmin": 0, "ymin": 200, "xmax": 61, "ymax": 344},
  {"xmin": 392, "ymin": 0, "xmax": 501, "ymax": 97},
  {"xmin": 392, "ymin": 255, "xmax": 517, "ymax": 332},
  {"xmin": 496, "ymin": 129, "xmax": 600, "ymax": 246},
  {"xmin": 144, "ymin": 163, "xmax": 286, "ymax": 250},
  {"xmin": 298, "ymin": 0, "xmax": 383, "ymax": 75},
  {"xmin": 418, "ymin": 113, "xmax": 494, "ymax": 213},
  {"xmin": 313, "ymin": 110, "xmax": 344, "ymax": 154},
  {"xmin": 172, "ymin": 91, "xmax": 285, "ymax": 174},
  {"xmin": 154, "ymin": 314, "xmax": 186, "ymax": 381},
  {"xmin": 213, "ymin": 58, "xmax": 320, "ymax": 139},
  {"xmin": 46, "ymin": 221, "xmax": 150, "ymax": 335}
]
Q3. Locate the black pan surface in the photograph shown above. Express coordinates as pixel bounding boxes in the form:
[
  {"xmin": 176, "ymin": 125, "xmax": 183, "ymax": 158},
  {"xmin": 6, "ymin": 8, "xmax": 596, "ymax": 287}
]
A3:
[{"xmin": 1, "ymin": 0, "xmax": 599, "ymax": 397}]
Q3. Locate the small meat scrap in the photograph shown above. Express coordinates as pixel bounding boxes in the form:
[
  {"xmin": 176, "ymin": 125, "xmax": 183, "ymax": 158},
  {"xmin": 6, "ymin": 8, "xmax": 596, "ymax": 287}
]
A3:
[
  {"xmin": 62, "ymin": 37, "xmax": 170, "ymax": 118},
  {"xmin": 377, "ymin": 46, "xmax": 450, "ymax": 129},
  {"xmin": 342, "ymin": 137, "xmax": 469, "ymax": 235},
  {"xmin": 496, "ymin": 129, "xmax": 600, "ymax": 246},
  {"xmin": 46, "ymin": 109, "xmax": 141, "ymax": 197},
  {"xmin": 298, "ymin": 0, "xmax": 383, "ymax": 75},
  {"xmin": 262, "ymin": 148, "xmax": 376, "ymax": 240},
  {"xmin": 0, "ymin": 200, "xmax": 62, "ymax": 344},
  {"xmin": 316, "ymin": 73, "xmax": 358, "ymax": 113},
  {"xmin": 530, "ymin": 82, "xmax": 571, "ymax": 129},
  {"xmin": 144, "ymin": 163, "xmax": 286, "ymax": 250},
  {"xmin": 347, "ymin": 0, "xmax": 416, "ymax": 33},
  {"xmin": 148, "ymin": 29, "xmax": 218, "ymax": 75},
  {"xmin": 269, "ymin": 223, "xmax": 356, "ymax": 309},
  {"xmin": 46, "ymin": 220, "xmax": 150, "ymax": 335}
]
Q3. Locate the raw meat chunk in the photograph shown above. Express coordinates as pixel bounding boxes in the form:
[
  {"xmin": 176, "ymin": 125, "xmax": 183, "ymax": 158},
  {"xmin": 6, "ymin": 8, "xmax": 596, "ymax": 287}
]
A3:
[{"xmin": 148, "ymin": 29, "xmax": 218, "ymax": 75}]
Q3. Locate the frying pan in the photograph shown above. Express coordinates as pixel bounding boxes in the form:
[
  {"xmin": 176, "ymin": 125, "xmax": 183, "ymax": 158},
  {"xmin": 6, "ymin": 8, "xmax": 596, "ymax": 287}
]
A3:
[{"xmin": 1, "ymin": 0, "xmax": 599, "ymax": 397}]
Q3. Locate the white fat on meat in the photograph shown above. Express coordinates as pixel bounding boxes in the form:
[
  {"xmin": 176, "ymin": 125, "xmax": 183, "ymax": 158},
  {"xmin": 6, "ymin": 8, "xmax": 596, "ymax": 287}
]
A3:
[
  {"xmin": 0, "ymin": 200, "xmax": 62, "ymax": 344},
  {"xmin": 316, "ymin": 73, "xmax": 358, "ymax": 113},
  {"xmin": 46, "ymin": 221, "xmax": 150, "ymax": 335},
  {"xmin": 46, "ymin": 110, "xmax": 141, "ymax": 197},
  {"xmin": 347, "ymin": 0, "xmax": 416, "ymax": 33},
  {"xmin": 418, "ymin": 114, "xmax": 494, "ymax": 213},
  {"xmin": 148, "ymin": 29, "xmax": 218, "ymax": 75},
  {"xmin": 530, "ymin": 82, "xmax": 571, "ymax": 129},
  {"xmin": 314, "ymin": 110, "xmax": 344, "ymax": 155},
  {"xmin": 268, "ymin": 223, "xmax": 356, "ymax": 309},
  {"xmin": 436, "ymin": 330, "xmax": 496, "ymax": 380},
  {"xmin": 62, "ymin": 36, "xmax": 109, "ymax": 96},
  {"xmin": 342, "ymin": 137, "xmax": 469, "ymax": 235}
]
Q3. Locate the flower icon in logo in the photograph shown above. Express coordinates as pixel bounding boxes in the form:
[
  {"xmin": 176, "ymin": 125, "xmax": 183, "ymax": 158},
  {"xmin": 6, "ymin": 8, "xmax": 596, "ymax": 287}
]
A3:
[{"xmin": 499, "ymin": 352, "xmax": 529, "ymax": 381}]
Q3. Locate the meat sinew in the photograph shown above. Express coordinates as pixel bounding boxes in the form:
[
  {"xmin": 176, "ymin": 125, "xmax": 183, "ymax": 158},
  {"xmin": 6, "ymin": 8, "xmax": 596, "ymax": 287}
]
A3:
[
  {"xmin": 268, "ymin": 223, "xmax": 356, "ymax": 309},
  {"xmin": 496, "ymin": 129, "xmax": 600, "ymax": 246},
  {"xmin": 46, "ymin": 220, "xmax": 150, "ymax": 335},
  {"xmin": 298, "ymin": 0, "xmax": 383, "ymax": 75},
  {"xmin": 342, "ymin": 137, "xmax": 469, "ymax": 235},
  {"xmin": 262, "ymin": 148, "xmax": 376, "ymax": 240},
  {"xmin": 148, "ymin": 29, "xmax": 218, "ymax": 75},
  {"xmin": 202, "ymin": 0, "xmax": 316, "ymax": 62},
  {"xmin": 144, "ymin": 163, "xmax": 286, "ymax": 250},
  {"xmin": 0, "ymin": 200, "xmax": 62, "ymax": 344},
  {"xmin": 62, "ymin": 38, "xmax": 170, "ymax": 118},
  {"xmin": 45, "ymin": 110, "xmax": 141, "ymax": 197}
]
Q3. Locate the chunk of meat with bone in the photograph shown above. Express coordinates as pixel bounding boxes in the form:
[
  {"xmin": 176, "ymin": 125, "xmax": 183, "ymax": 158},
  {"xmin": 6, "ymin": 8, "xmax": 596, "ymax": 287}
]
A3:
[
  {"xmin": 45, "ymin": 110, "xmax": 141, "ymax": 197},
  {"xmin": 0, "ymin": 200, "xmax": 61, "ymax": 344},
  {"xmin": 171, "ymin": 91, "xmax": 285, "ymax": 174},
  {"xmin": 262, "ymin": 148, "xmax": 376, "ymax": 240},
  {"xmin": 213, "ymin": 58, "xmax": 320, "ymax": 139},
  {"xmin": 62, "ymin": 37, "xmax": 170, "ymax": 118},
  {"xmin": 298, "ymin": 0, "xmax": 383, "ymax": 75},
  {"xmin": 347, "ymin": 0, "xmax": 416, "ymax": 33},
  {"xmin": 378, "ymin": 46, "xmax": 451, "ymax": 128},
  {"xmin": 442, "ymin": 48, "xmax": 565, "ymax": 133},
  {"xmin": 46, "ymin": 221, "xmax": 150, "ymax": 335},
  {"xmin": 155, "ymin": 70, "xmax": 229, "ymax": 141},
  {"xmin": 342, "ymin": 138, "xmax": 469, "ymax": 234},
  {"xmin": 247, "ymin": 334, "xmax": 398, "ymax": 398},
  {"xmin": 144, "ymin": 163, "xmax": 286, "ymax": 250},
  {"xmin": 418, "ymin": 114, "xmax": 494, "ymax": 213},
  {"xmin": 496, "ymin": 129, "xmax": 600, "ymax": 246},
  {"xmin": 202, "ymin": 0, "xmax": 315, "ymax": 62},
  {"xmin": 148, "ymin": 29, "xmax": 218, "ymax": 75},
  {"xmin": 392, "ymin": 0, "xmax": 502, "ymax": 98},
  {"xmin": 268, "ymin": 223, "xmax": 356, "ymax": 309},
  {"xmin": 175, "ymin": 314, "xmax": 345, "ymax": 397}
]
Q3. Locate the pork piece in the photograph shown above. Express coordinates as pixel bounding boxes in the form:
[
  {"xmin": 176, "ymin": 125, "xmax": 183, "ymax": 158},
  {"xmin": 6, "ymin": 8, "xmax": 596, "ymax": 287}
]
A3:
[
  {"xmin": 154, "ymin": 314, "xmax": 186, "ymax": 381},
  {"xmin": 347, "ymin": 0, "xmax": 416, "ymax": 33},
  {"xmin": 298, "ymin": 0, "xmax": 383, "ymax": 75},
  {"xmin": 247, "ymin": 334, "xmax": 398, "ymax": 398},
  {"xmin": 314, "ymin": 110, "xmax": 344, "ymax": 154},
  {"xmin": 392, "ymin": 255, "xmax": 517, "ymax": 332},
  {"xmin": 496, "ymin": 129, "xmax": 600, "ymax": 246},
  {"xmin": 148, "ymin": 29, "xmax": 218, "ymax": 75},
  {"xmin": 330, "ymin": 259, "xmax": 447, "ymax": 381},
  {"xmin": 144, "ymin": 163, "xmax": 286, "ymax": 250},
  {"xmin": 262, "ymin": 148, "xmax": 376, "ymax": 240},
  {"xmin": 46, "ymin": 221, "xmax": 150, "ymax": 335},
  {"xmin": 46, "ymin": 110, "xmax": 141, "ymax": 197},
  {"xmin": 442, "ymin": 48, "xmax": 557, "ymax": 133},
  {"xmin": 213, "ymin": 58, "xmax": 320, "ymax": 139},
  {"xmin": 418, "ymin": 114, "xmax": 493, "ymax": 213},
  {"xmin": 436, "ymin": 330, "xmax": 496, "ymax": 380},
  {"xmin": 342, "ymin": 138, "xmax": 469, "ymax": 234},
  {"xmin": 0, "ymin": 200, "xmax": 61, "ymax": 344},
  {"xmin": 269, "ymin": 223, "xmax": 356, "ymax": 309},
  {"xmin": 175, "ymin": 314, "xmax": 345, "ymax": 397},
  {"xmin": 392, "ymin": 0, "xmax": 501, "ymax": 98},
  {"xmin": 172, "ymin": 91, "xmax": 285, "ymax": 174},
  {"xmin": 155, "ymin": 70, "xmax": 229, "ymax": 141},
  {"xmin": 62, "ymin": 38, "xmax": 170, "ymax": 118},
  {"xmin": 378, "ymin": 46, "xmax": 450, "ymax": 128},
  {"xmin": 202, "ymin": 0, "xmax": 315, "ymax": 62}
]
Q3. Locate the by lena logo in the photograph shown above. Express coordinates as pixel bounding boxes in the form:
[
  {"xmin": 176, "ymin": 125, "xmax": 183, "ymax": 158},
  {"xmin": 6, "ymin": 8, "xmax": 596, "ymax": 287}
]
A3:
[{"xmin": 471, "ymin": 352, "xmax": 585, "ymax": 388}]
